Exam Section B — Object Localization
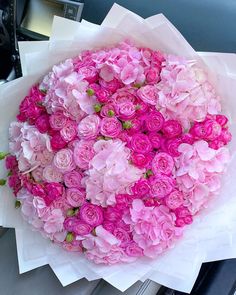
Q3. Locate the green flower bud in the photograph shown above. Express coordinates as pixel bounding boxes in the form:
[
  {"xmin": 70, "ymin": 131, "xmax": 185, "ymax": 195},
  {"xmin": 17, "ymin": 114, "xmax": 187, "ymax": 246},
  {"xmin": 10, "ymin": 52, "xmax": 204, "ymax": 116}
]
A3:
[
  {"xmin": 86, "ymin": 88, "xmax": 95, "ymax": 96},
  {"xmin": 66, "ymin": 232, "xmax": 74, "ymax": 243},
  {"xmin": 135, "ymin": 104, "xmax": 141, "ymax": 110},
  {"xmin": 91, "ymin": 229, "xmax": 96, "ymax": 236},
  {"xmin": 133, "ymin": 83, "xmax": 142, "ymax": 89},
  {"xmin": 66, "ymin": 209, "xmax": 75, "ymax": 217},
  {"xmin": 107, "ymin": 110, "xmax": 115, "ymax": 117},
  {"xmin": 122, "ymin": 121, "xmax": 132, "ymax": 130},
  {"xmin": 0, "ymin": 179, "xmax": 6, "ymax": 186},
  {"xmin": 15, "ymin": 200, "xmax": 21, "ymax": 209},
  {"xmin": 0, "ymin": 152, "xmax": 9, "ymax": 160},
  {"xmin": 94, "ymin": 104, "xmax": 102, "ymax": 112}
]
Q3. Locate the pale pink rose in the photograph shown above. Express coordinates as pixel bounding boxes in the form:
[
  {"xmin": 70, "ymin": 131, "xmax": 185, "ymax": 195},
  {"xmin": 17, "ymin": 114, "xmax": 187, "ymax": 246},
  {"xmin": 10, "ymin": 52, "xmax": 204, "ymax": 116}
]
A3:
[
  {"xmin": 64, "ymin": 170, "xmax": 83, "ymax": 188},
  {"xmin": 36, "ymin": 149, "xmax": 54, "ymax": 167},
  {"xmin": 74, "ymin": 140, "xmax": 95, "ymax": 169},
  {"xmin": 31, "ymin": 166, "xmax": 44, "ymax": 182},
  {"xmin": 165, "ymin": 190, "xmax": 184, "ymax": 210},
  {"xmin": 60, "ymin": 120, "xmax": 77, "ymax": 142},
  {"xmin": 77, "ymin": 114, "xmax": 100, "ymax": 140},
  {"xmin": 43, "ymin": 164, "xmax": 63, "ymax": 182},
  {"xmin": 53, "ymin": 148, "xmax": 76, "ymax": 173},
  {"xmin": 72, "ymin": 221, "xmax": 93, "ymax": 235},
  {"xmin": 43, "ymin": 209, "xmax": 65, "ymax": 234},
  {"xmin": 49, "ymin": 112, "xmax": 68, "ymax": 130},
  {"xmin": 66, "ymin": 188, "xmax": 86, "ymax": 207},
  {"xmin": 137, "ymin": 85, "xmax": 158, "ymax": 105}
]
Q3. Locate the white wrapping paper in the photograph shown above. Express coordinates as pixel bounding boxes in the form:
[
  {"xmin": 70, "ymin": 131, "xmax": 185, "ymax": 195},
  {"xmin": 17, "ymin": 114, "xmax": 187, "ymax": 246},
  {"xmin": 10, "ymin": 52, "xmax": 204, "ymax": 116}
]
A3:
[{"xmin": 1, "ymin": 4, "xmax": 236, "ymax": 293}]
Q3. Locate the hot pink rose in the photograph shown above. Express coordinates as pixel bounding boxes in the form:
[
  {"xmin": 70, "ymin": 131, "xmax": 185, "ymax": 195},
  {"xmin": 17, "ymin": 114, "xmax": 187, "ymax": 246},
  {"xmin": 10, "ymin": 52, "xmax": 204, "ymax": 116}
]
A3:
[
  {"xmin": 35, "ymin": 114, "xmax": 50, "ymax": 133},
  {"xmin": 104, "ymin": 207, "xmax": 122, "ymax": 222},
  {"xmin": 80, "ymin": 203, "xmax": 104, "ymax": 227},
  {"xmin": 149, "ymin": 175, "xmax": 174, "ymax": 198},
  {"xmin": 130, "ymin": 134, "xmax": 152, "ymax": 154},
  {"xmin": 96, "ymin": 89, "xmax": 110, "ymax": 103},
  {"xmin": 66, "ymin": 188, "xmax": 86, "ymax": 207},
  {"xmin": 113, "ymin": 228, "xmax": 131, "ymax": 246},
  {"xmin": 215, "ymin": 114, "xmax": 228, "ymax": 127},
  {"xmin": 100, "ymin": 117, "xmax": 122, "ymax": 138},
  {"xmin": 100, "ymin": 103, "xmax": 116, "ymax": 117},
  {"xmin": 60, "ymin": 120, "xmax": 77, "ymax": 142},
  {"xmin": 99, "ymin": 78, "xmax": 121, "ymax": 93},
  {"xmin": 50, "ymin": 133, "xmax": 67, "ymax": 151},
  {"xmin": 203, "ymin": 119, "xmax": 222, "ymax": 141},
  {"xmin": 145, "ymin": 111, "xmax": 164, "ymax": 132},
  {"xmin": 165, "ymin": 190, "xmax": 184, "ymax": 210},
  {"xmin": 77, "ymin": 114, "xmax": 101, "ymax": 140},
  {"xmin": 72, "ymin": 220, "xmax": 93, "ymax": 235},
  {"xmin": 162, "ymin": 120, "xmax": 182, "ymax": 139},
  {"xmin": 49, "ymin": 112, "xmax": 68, "ymax": 130},
  {"xmin": 102, "ymin": 221, "xmax": 116, "ymax": 233},
  {"xmin": 152, "ymin": 152, "xmax": 174, "ymax": 175},
  {"xmin": 44, "ymin": 182, "xmax": 64, "ymax": 205},
  {"xmin": 137, "ymin": 85, "xmax": 158, "ymax": 105},
  {"xmin": 148, "ymin": 132, "xmax": 162, "ymax": 149},
  {"xmin": 53, "ymin": 148, "xmax": 76, "ymax": 173},
  {"xmin": 5, "ymin": 155, "xmax": 18, "ymax": 170},
  {"xmin": 165, "ymin": 138, "xmax": 182, "ymax": 157},
  {"xmin": 64, "ymin": 216, "xmax": 78, "ymax": 231},
  {"xmin": 131, "ymin": 152, "xmax": 151, "ymax": 168},
  {"xmin": 64, "ymin": 170, "xmax": 82, "ymax": 188},
  {"xmin": 132, "ymin": 179, "xmax": 150, "ymax": 196},
  {"xmin": 73, "ymin": 140, "xmax": 95, "ymax": 169}
]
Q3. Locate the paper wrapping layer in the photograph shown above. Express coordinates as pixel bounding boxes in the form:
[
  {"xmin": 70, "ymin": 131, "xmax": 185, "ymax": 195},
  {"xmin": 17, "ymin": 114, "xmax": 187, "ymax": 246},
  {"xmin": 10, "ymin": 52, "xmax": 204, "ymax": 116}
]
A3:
[{"xmin": 1, "ymin": 4, "xmax": 236, "ymax": 293}]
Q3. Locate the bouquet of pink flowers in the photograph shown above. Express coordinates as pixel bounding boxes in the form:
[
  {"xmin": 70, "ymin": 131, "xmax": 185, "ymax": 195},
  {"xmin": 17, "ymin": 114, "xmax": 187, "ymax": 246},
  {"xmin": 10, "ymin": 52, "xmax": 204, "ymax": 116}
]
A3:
[
  {"xmin": 2, "ymin": 41, "xmax": 232, "ymax": 265},
  {"xmin": 0, "ymin": 4, "xmax": 236, "ymax": 293}
]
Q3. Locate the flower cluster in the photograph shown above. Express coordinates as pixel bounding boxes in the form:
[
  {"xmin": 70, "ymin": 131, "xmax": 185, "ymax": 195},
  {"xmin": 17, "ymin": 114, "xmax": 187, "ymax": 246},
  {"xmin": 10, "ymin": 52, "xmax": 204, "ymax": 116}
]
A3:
[{"xmin": 3, "ymin": 41, "xmax": 231, "ymax": 265}]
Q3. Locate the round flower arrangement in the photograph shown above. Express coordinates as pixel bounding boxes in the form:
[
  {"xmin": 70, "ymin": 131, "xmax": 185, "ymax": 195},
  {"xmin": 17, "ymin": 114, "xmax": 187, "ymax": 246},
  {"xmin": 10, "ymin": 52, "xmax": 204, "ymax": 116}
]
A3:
[{"xmin": 3, "ymin": 41, "xmax": 232, "ymax": 265}]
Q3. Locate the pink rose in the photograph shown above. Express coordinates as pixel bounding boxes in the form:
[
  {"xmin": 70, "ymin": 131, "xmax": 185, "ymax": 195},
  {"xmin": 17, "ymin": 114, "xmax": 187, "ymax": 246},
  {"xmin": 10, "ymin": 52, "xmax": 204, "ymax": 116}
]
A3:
[
  {"xmin": 165, "ymin": 190, "xmax": 184, "ymax": 210},
  {"xmin": 31, "ymin": 166, "xmax": 44, "ymax": 182},
  {"xmin": 113, "ymin": 228, "xmax": 131, "ymax": 246},
  {"xmin": 100, "ymin": 103, "xmax": 116, "ymax": 117},
  {"xmin": 132, "ymin": 179, "xmax": 150, "ymax": 196},
  {"xmin": 203, "ymin": 119, "xmax": 222, "ymax": 141},
  {"xmin": 137, "ymin": 85, "xmax": 158, "ymax": 105},
  {"xmin": 62, "ymin": 240, "xmax": 82, "ymax": 252},
  {"xmin": 127, "ymin": 118, "xmax": 142, "ymax": 135},
  {"xmin": 145, "ymin": 111, "xmax": 164, "ymax": 132},
  {"xmin": 99, "ymin": 78, "xmax": 121, "ymax": 93},
  {"xmin": 125, "ymin": 242, "xmax": 143, "ymax": 257},
  {"xmin": 77, "ymin": 114, "xmax": 101, "ymax": 140},
  {"xmin": 50, "ymin": 133, "xmax": 67, "ymax": 151},
  {"xmin": 152, "ymin": 152, "xmax": 174, "ymax": 175},
  {"xmin": 8, "ymin": 174, "xmax": 21, "ymax": 193},
  {"xmin": 77, "ymin": 66, "xmax": 98, "ymax": 83},
  {"xmin": 148, "ymin": 132, "xmax": 162, "ymax": 149},
  {"xmin": 60, "ymin": 120, "xmax": 77, "ymax": 142},
  {"xmin": 100, "ymin": 117, "xmax": 122, "ymax": 138},
  {"xmin": 74, "ymin": 140, "xmax": 95, "ymax": 169},
  {"xmin": 102, "ymin": 221, "xmax": 116, "ymax": 233},
  {"xmin": 72, "ymin": 220, "xmax": 93, "ymax": 235},
  {"xmin": 149, "ymin": 175, "xmax": 174, "ymax": 197},
  {"xmin": 49, "ymin": 112, "xmax": 68, "ymax": 130},
  {"xmin": 64, "ymin": 170, "xmax": 83, "ymax": 188},
  {"xmin": 53, "ymin": 148, "xmax": 76, "ymax": 173},
  {"xmin": 130, "ymin": 134, "xmax": 152, "ymax": 154},
  {"xmin": 80, "ymin": 203, "xmax": 104, "ymax": 226},
  {"xmin": 66, "ymin": 188, "xmax": 86, "ymax": 207},
  {"xmin": 43, "ymin": 165, "xmax": 63, "ymax": 183},
  {"xmin": 64, "ymin": 216, "xmax": 78, "ymax": 231},
  {"xmin": 145, "ymin": 68, "xmax": 160, "ymax": 84},
  {"xmin": 5, "ymin": 155, "xmax": 18, "ymax": 170},
  {"xmin": 31, "ymin": 184, "xmax": 45, "ymax": 198},
  {"xmin": 131, "ymin": 152, "xmax": 151, "ymax": 168},
  {"xmin": 175, "ymin": 206, "xmax": 192, "ymax": 218},
  {"xmin": 165, "ymin": 138, "xmax": 182, "ymax": 157},
  {"xmin": 104, "ymin": 207, "xmax": 122, "ymax": 222},
  {"xmin": 162, "ymin": 120, "xmax": 182, "ymax": 139},
  {"xmin": 35, "ymin": 114, "xmax": 50, "ymax": 133},
  {"xmin": 115, "ymin": 102, "xmax": 136, "ymax": 120}
]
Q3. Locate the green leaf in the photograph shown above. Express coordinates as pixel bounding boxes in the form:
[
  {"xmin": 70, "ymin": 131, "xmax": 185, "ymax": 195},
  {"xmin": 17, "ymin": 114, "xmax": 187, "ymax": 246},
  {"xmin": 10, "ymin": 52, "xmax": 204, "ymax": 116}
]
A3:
[
  {"xmin": 0, "ymin": 152, "xmax": 9, "ymax": 160},
  {"xmin": 15, "ymin": 200, "xmax": 21, "ymax": 209},
  {"xmin": 66, "ymin": 232, "xmax": 74, "ymax": 243},
  {"xmin": 122, "ymin": 121, "xmax": 132, "ymax": 130},
  {"xmin": 0, "ymin": 179, "xmax": 6, "ymax": 186}
]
